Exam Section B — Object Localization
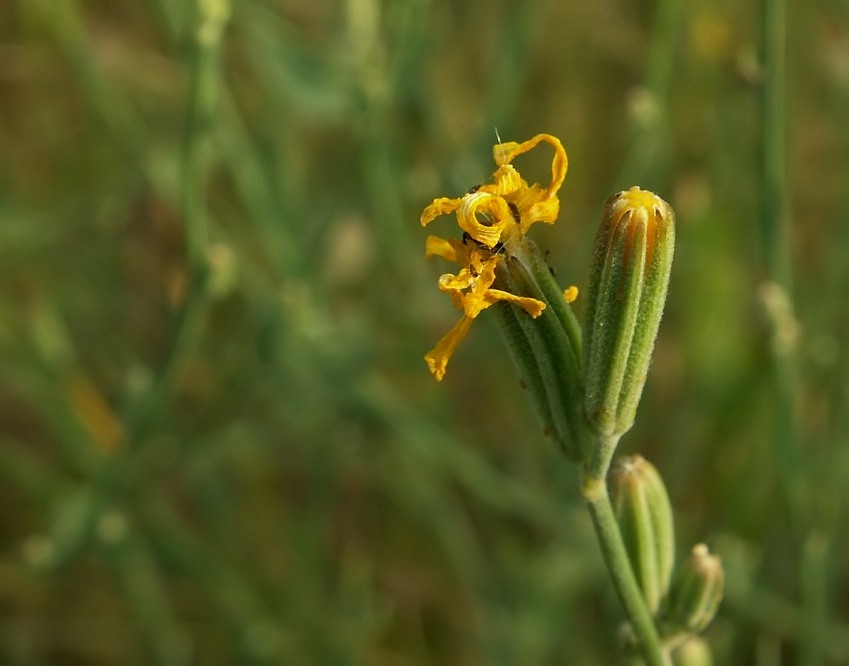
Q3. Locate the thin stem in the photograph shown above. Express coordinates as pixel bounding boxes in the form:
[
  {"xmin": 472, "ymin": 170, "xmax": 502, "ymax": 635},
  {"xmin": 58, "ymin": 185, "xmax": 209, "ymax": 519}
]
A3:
[
  {"xmin": 723, "ymin": 547, "xmax": 849, "ymax": 663},
  {"xmin": 126, "ymin": 0, "xmax": 229, "ymax": 438},
  {"xmin": 760, "ymin": 0, "xmax": 788, "ymax": 287},
  {"xmin": 799, "ymin": 532, "xmax": 830, "ymax": 666},
  {"xmin": 581, "ymin": 434, "xmax": 667, "ymax": 666},
  {"xmin": 761, "ymin": 0, "xmax": 805, "ymax": 536}
]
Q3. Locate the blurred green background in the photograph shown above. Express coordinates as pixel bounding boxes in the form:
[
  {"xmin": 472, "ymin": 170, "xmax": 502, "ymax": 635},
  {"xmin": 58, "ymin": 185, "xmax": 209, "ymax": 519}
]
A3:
[{"xmin": 2, "ymin": 0, "xmax": 849, "ymax": 663}]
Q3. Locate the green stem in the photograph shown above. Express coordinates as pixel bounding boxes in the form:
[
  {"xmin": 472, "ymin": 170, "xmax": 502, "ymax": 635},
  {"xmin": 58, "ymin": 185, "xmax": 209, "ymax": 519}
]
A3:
[
  {"xmin": 761, "ymin": 0, "xmax": 805, "ymax": 537},
  {"xmin": 126, "ymin": 0, "xmax": 229, "ymax": 439},
  {"xmin": 581, "ymin": 434, "xmax": 667, "ymax": 666}
]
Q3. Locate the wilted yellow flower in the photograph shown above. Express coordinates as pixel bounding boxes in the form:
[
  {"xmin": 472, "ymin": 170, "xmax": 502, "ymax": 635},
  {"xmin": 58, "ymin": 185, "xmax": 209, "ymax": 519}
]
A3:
[{"xmin": 421, "ymin": 134, "xmax": 569, "ymax": 381}]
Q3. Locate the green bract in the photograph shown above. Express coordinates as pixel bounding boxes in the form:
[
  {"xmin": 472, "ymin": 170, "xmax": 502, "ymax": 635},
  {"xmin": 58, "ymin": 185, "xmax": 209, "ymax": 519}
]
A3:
[
  {"xmin": 662, "ymin": 544, "xmax": 724, "ymax": 635},
  {"xmin": 493, "ymin": 237, "xmax": 586, "ymax": 461},
  {"xmin": 610, "ymin": 455, "xmax": 675, "ymax": 615},
  {"xmin": 582, "ymin": 187, "xmax": 675, "ymax": 437}
]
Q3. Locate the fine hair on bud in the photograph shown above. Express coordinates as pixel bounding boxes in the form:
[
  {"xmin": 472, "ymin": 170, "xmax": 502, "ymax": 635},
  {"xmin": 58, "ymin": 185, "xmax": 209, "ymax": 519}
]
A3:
[
  {"xmin": 582, "ymin": 187, "xmax": 675, "ymax": 438},
  {"xmin": 610, "ymin": 454, "xmax": 675, "ymax": 614},
  {"xmin": 661, "ymin": 544, "xmax": 724, "ymax": 637}
]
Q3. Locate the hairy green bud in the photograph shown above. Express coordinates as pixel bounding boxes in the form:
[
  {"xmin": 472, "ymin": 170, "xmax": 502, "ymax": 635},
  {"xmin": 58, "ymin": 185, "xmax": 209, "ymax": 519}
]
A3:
[
  {"xmin": 582, "ymin": 187, "xmax": 675, "ymax": 437},
  {"xmin": 663, "ymin": 544, "xmax": 724, "ymax": 635},
  {"xmin": 610, "ymin": 455, "xmax": 675, "ymax": 614}
]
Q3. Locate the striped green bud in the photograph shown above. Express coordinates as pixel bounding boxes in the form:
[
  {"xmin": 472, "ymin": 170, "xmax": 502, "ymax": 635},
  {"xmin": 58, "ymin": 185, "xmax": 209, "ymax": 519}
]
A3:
[
  {"xmin": 493, "ymin": 236, "xmax": 587, "ymax": 461},
  {"xmin": 610, "ymin": 455, "xmax": 675, "ymax": 614},
  {"xmin": 582, "ymin": 187, "xmax": 675, "ymax": 437},
  {"xmin": 662, "ymin": 544, "xmax": 724, "ymax": 635}
]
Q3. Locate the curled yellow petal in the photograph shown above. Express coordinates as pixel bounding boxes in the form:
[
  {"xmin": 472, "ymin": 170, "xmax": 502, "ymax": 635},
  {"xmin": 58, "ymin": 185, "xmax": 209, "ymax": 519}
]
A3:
[
  {"xmin": 523, "ymin": 198, "xmax": 560, "ymax": 232},
  {"xmin": 425, "ymin": 235, "xmax": 460, "ymax": 261},
  {"xmin": 438, "ymin": 269, "xmax": 475, "ymax": 293},
  {"xmin": 484, "ymin": 164, "xmax": 526, "ymax": 198},
  {"xmin": 492, "ymin": 133, "xmax": 568, "ymax": 198},
  {"xmin": 421, "ymin": 197, "xmax": 462, "ymax": 227},
  {"xmin": 492, "ymin": 141, "xmax": 522, "ymax": 166},
  {"xmin": 459, "ymin": 259, "xmax": 499, "ymax": 318},
  {"xmin": 424, "ymin": 315, "xmax": 475, "ymax": 381},
  {"xmin": 420, "ymin": 133, "xmax": 572, "ymax": 381},
  {"xmin": 457, "ymin": 192, "xmax": 511, "ymax": 248},
  {"xmin": 483, "ymin": 289, "xmax": 546, "ymax": 317}
]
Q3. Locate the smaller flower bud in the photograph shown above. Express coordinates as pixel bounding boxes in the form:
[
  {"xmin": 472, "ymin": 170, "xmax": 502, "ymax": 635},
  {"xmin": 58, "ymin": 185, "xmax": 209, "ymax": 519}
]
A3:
[
  {"xmin": 582, "ymin": 187, "xmax": 675, "ymax": 437},
  {"xmin": 672, "ymin": 637, "xmax": 714, "ymax": 666},
  {"xmin": 610, "ymin": 455, "xmax": 675, "ymax": 614},
  {"xmin": 662, "ymin": 544, "xmax": 724, "ymax": 635}
]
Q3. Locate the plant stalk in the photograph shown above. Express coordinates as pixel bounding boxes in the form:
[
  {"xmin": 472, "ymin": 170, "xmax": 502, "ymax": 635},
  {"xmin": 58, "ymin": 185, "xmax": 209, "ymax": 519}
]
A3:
[{"xmin": 581, "ymin": 434, "xmax": 668, "ymax": 666}]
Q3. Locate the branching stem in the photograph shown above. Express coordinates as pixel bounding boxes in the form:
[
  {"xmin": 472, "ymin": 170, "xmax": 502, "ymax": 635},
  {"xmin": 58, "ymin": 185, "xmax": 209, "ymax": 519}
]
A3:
[{"xmin": 581, "ymin": 433, "xmax": 668, "ymax": 666}]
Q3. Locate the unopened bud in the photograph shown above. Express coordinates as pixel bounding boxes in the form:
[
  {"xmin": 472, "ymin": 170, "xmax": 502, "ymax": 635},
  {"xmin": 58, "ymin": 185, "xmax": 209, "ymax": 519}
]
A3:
[
  {"xmin": 672, "ymin": 637, "xmax": 714, "ymax": 666},
  {"xmin": 610, "ymin": 455, "xmax": 675, "ymax": 614},
  {"xmin": 582, "ymin": 187, "xmax": 675, "ymax": 437},
  {"xmin": 663, "ymin": 544, "xmax": 724, "ymax": 635}
]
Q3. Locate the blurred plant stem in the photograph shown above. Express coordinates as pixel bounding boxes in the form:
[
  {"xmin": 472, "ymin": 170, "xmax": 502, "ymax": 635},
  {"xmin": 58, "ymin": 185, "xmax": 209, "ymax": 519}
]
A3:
[
  {"xmin": 581, "ymin": 434, "xmax": 667, "ymax": 666},
  {"xmin": 760, "ymin": 0, "xmax": 804, "ymax": 533},
  {"xmin": 614, "ymin": 0, "xmax": 682, "ymax": 188},
  {"xmin": 128, "ymin": 0, "xmax": 229, "ymax": 437},
  {"xmin": 723, "ymin": 541, "xmax": 849, "ymax": 663},
  {"xmin": 759, "ymin": 0, "xmax": 831, "ymax": 662}
]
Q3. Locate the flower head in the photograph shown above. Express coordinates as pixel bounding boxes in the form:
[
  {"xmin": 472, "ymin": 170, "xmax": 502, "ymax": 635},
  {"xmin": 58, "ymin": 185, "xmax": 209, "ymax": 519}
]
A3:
[
  {"xmin": 582, "ymin": 187, "xmax": 675, "ymax": 436},
  {"xmin": 421, "ymin": 134, "xmax": 569, "ymax": 381}
]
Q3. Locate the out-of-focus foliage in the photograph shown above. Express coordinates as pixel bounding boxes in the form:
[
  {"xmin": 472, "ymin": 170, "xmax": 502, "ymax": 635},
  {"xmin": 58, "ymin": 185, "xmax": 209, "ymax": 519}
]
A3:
[{"xmin": 1, "ymin": 0, "xmax": 849, "ymax": 663}]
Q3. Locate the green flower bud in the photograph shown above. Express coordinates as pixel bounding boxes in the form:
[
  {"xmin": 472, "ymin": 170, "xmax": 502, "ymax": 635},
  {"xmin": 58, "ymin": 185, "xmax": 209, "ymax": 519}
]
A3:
[
  {"xmin": 582, "ymin": 187, "xmax": 675, "ymax": 437},
  {"xmin": 663, "ymin": 544, "xmax": 724, "ymax": 635},
  {"xmin": 672, "ymin": 637, "xmax": 714, "ymax": 666},
  {"xmin": 610, "ymin": 455, "xmax": 675, "ymax": 614}
]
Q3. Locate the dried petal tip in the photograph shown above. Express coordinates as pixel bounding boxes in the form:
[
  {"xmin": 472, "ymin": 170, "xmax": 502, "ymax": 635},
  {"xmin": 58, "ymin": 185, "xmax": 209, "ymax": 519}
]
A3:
[{"xmin": 582, "ymin": 187, "xmax": 675, "ymax": 437}]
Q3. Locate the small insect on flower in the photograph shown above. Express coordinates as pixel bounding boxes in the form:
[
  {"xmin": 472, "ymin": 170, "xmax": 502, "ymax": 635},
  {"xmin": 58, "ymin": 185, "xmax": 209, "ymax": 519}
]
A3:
[
  {"xmin": 544, "ymin": 248, "xmax": 557, "ymax": 276},
  {"xmin": 461, "ymin": 231, "xmax": 505, "ymax": 255},
  {"xmin": 420, "ymin": 134, "xmax": 569, "ymax": 381},
  {"xmin": 507, "ymin": 202, "xmax": 521, "ymax": 224}
]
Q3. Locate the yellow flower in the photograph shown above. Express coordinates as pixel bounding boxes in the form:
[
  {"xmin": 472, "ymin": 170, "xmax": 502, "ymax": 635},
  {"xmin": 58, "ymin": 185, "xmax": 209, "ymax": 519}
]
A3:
[{"xmin": 420, "ymin": 134, "xmax": 569, "ymax": 381}]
